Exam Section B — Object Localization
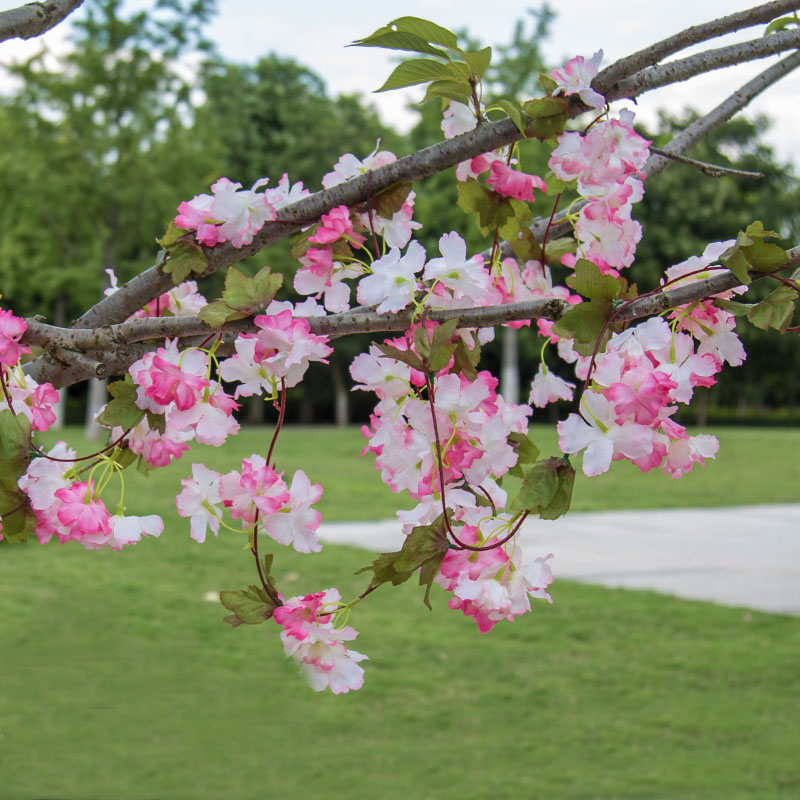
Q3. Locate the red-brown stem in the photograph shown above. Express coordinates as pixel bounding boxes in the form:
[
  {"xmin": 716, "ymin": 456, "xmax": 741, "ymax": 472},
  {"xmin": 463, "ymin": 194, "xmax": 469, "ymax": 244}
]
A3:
[
  {"xmin": 752, "ymin": 270, "xmax": 800, "ymax": 295},
  {"xmin": 0, "ymin": 367, "xmax": 131, "ymax": 463},
  {"xmin": 424, "ymin": 372, "xmax": 530, "ymax": 552},
  {"xmin": 251, "ymin": 510, "xmax": 283, "ymax": 608},
  {"xmin": 266, "ymin": 378, "xmax": 286, "ymax": 468},
  {"xmin": 540, "ymin": 192, "xmax": 562, "ymax": 265}
]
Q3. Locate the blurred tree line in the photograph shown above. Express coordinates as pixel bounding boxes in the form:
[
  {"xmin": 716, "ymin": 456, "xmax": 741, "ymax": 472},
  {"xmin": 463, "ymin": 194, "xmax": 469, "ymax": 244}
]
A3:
[{"xmin": 0, "ymin": 0, "xmax": 797, "ymax": 424}]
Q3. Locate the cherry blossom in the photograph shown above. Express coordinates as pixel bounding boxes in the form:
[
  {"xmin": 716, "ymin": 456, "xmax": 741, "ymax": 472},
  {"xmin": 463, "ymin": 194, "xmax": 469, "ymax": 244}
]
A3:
[{"xmin": 550, "ymin": 50, "xmax": 605, "ymax": 110}]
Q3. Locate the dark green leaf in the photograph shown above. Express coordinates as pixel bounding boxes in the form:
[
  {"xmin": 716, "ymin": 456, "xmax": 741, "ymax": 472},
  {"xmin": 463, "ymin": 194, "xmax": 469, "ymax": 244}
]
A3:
[
  {"xmin": 746, "ymin": 285, "xmax": 797, "ymax": 331},
  {"xmin": 0, "ymin": 484, "xmax": 36, "ymax": 543},
  {"xmin": 450, "ymin": 338, "xmax": 480, "ymax": 381},
  {"xmin": 521, "ymin": 96, "xmax": 569, "ymax": 140},
  {"xmin": 219, "ymin": 585, "xmax": 277, "ymax": 626},
  {"xmin": 721, "ymin": 247, "xmax": 753, "ymax": 286},
  {"xmin": 510, "ymin": 460, "xmax": 558, "ymax": 513},
  {"xmin": 539, "ymin": 459, "xmax": 575, "ymax": 520},
  {"xmin": 552, "ymin": 298, "xmax": 613, "ymax": 356},
  {"xmin": 145, "ymin": 410, "xmax": 167, "ymax": 435},
  {"xmin": 157, "ymin": 221, "xmax": 188, "ymax": 248},
  {"xmin": 0, "ymin": 409, "xmax": 31, "ymax": 481},
  {"xmin": 508, "ymin": 431, "xmax": 540, "ymax": 468},
  {"xmin": 566, "ymin": 259, "xmax": 623, "ymax": 300},
  {"xmin": 96, "ymin": 375, "xmax": 145, "ymax": 430},
  {"xmin": 375, "ymin": 343, "xmax": 425, "ymax": 372},
  {"xmin": 508, "ymin": 227, "xmax": 543, "ymax": 263},
  {"xmin": 427, "ymin": 318, "xmax": 460, "ymax": 373},
  {"xmin": 373, "ymin": 182, "xmax": 414, "ymax": 218},
  {"xmin": 714, "ymin": 299, "xmax": 753, "ymax": 316},
  {"xmin": 413, "ymin": 325, "xmax": 432, "ymax": 360}
]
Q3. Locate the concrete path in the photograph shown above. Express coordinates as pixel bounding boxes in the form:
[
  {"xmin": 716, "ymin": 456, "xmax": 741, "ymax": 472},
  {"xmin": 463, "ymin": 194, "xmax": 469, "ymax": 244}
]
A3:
[{"xmin": 318, "ymin": 504, "xmax": 800, "ymax": 615}]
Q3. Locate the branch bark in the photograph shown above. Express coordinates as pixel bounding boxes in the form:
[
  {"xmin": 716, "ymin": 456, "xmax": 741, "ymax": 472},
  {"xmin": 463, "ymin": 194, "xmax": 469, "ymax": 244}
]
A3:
[
  {"xmin": 594, "ymin": 0, "xmax": 800, "ymax": 91},
  {"xmin": 0, "ymin": 0, "xmax": 83, "ymax": 43}
]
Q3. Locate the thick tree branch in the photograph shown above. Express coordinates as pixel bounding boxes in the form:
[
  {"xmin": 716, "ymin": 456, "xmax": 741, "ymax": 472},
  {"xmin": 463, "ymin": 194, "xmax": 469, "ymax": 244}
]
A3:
[
  {"xmin": 594, "ymin": 0, "xmax": 800, "ymax": 91},
  {"xmin": 609, "ymin": 27, "xmax": 800, "ymax": 101},
  {"xmin": 0, "ymin": 0, "xmax": 83, "ymax": 43}
]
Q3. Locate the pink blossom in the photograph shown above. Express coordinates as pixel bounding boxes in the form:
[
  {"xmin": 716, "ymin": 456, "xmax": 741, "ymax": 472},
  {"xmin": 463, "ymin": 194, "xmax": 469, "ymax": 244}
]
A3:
[
  {"xmin": 274, "ymin": 588, "xmax": 367, "ymax": 694},
  {"xmin": 309, "ymin": 205, "xmax": 365, "ymax": 248},
  {"xmin": 486, "ymin": 161, "xmax": 547, "ymax": 203},
  {"xmin": 323, "ymin": 142, "xmax": 396, "ymax": 189},
  {"xmin": 176, "ymin": 463, "xmax": 223, "ymax": 543},
  {"xmin": 0, "ymin": 309, "xmax": 30, "ymax": 367},
  {"xmin": 356, "ymin": 241, "xmax": 426, "ymax": 314},
  {"xmin": 441, "ymin": 100, "xmax": 478, "ymax": 138},
  {"xmin": 219, "ymin": 455, "xmax": 290, "ymax": 526},
  {"xmin": 550, "ymin": 50, "xmax": 605, "ymax": 110},
  {"xmin": 529, "ymin": 365, "xmax": 575, "ymax": 407},
  {"xmin": 54, "ymin": 480, "xmax": 111, "ymax": 540},
  {"xmin": 260, "ymin": 470, "xmax": 323, "ymax": 553}
]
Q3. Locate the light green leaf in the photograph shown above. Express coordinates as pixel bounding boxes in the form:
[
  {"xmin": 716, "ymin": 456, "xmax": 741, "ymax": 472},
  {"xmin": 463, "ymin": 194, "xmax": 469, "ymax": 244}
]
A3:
[
  {"xmin": 765, "ymin": 15, "xmax": 800, "ymax": 36},
  {"xmin": 0, "ymin": 409, "xmax": 31, "ymax": 481},
  {"xmin": 376, "ymin": 59, "xmax": 461, "ymax": 92},
  {"xmin": 552, "ymin": 298, "xmax": 613, "ymax": 356},
  {"xmin": 388, "ymin": 17, "xmax": 459, "ymax": 48},
  {"xmin": 539, "ymin": 71, "xmax": 558, "ymax": 94},
  {"xmin": 422, "ymin": 79, "xmax": 472, "ymax": 105},
  {"xmin": 351, "ymin": 30, "xmax": 449, "ymax": 59},
  {"xmin": 566, "ymin": 259, "xmax": 623, "ymax": 300},
  {"xmin": 521, "ymin": 96, "xmax": 569, "ymax": 140},
  {"xmin": 462, "ymin": 46, "xmax": 492, "ymax": 79},
  {"xmin": 492, "ymin": 98, "xmax": 527, "ymax": 136},
  {"xmin": 162, "ymin": 239, "xmax": 207, "ymax": 285},
  {"xmin": 219, "ymin": 585, "xmax": 277, "ymax": 626},
  {"xmin": 746, "ymin": 285, "xmax": 797, "ymax": 331}
]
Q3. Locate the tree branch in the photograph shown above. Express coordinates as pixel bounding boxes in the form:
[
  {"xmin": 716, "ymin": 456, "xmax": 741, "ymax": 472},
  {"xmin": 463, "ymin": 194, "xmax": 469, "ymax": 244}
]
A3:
[
  {"xmin": 608, "ymin": 27, "xmax": 800, "ymax": 101},
  {"xmin": 648, "ymin": 147, "xmax": 764, "ymax": 179},
  {"xmin": 0, "ymin": 0, "xmax": 83, "ymax": 44},
  {"xmin": 594, "ymin": 0, "xmax": 800, "ymax": 91}
]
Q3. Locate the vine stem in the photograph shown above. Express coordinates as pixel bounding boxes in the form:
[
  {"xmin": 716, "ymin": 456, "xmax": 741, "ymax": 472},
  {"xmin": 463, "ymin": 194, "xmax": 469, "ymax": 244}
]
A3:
[
  {"xmin": 0, "ymin": 366, "xmax": 131, "ymax": 462},
  {"xmin": 250, "ymin": 512, "xmax": 282, "ymax": 608},
  {"xmin": 424, "ymin": 372, "xmax": 529, "ymax": 553},
  {"xmin": 266, "ymin": 378, "xmax": 287, "ymax": 469}
]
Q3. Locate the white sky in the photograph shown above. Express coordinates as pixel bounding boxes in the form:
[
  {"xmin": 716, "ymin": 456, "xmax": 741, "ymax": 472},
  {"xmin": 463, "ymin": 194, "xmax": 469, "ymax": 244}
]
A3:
[{"xmin": 2, "ymin": 0, "xmax": 799, "ymax": 167}]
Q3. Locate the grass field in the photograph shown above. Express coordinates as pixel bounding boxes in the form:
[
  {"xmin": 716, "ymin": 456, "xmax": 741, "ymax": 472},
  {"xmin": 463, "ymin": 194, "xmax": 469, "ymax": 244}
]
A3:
[{"xmin": 1, "ymin": 425, "xmax": 798, "ymax": 799}]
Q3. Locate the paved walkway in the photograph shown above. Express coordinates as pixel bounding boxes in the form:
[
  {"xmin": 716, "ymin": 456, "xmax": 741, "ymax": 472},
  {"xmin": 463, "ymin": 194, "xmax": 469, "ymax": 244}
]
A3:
[{"xmin": 318, "ymin": 504, "xmax": 800, "ymax": 614}]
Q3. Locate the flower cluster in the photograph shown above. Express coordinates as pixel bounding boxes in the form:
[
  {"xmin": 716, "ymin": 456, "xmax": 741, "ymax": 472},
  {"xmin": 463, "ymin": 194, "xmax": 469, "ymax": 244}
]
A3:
[
  {"xmin": 176, "ymin": 174, "xmax": 308, "ymax": 248},
  {"xmin": 550, "ymin": 110, "xmax": 650, "ymax": 274},
  {"xmin": 557, "ymin": 310, "xmax": 740, "ymax": 477},
  {"xmin": 273, "ymin": 589, "xmax": 368, "ymax": 694},
  {"xmin": 176, "ymin": 458, "xmax": 324, "ymax": 554}
]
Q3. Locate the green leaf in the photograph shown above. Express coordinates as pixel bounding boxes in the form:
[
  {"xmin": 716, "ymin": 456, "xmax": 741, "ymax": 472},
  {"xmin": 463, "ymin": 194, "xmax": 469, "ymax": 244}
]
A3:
[
  {"xmin": 542, "ymin": 236, "xmax": 577, "ymax": 265},
  {"xmin": 356, "ymin": 517, "xmax": 449, "ymax": 610},
  {"xmin": 0, "ymin": 408, "xmax": 31, "ymax": 481},
  {"xmin": 508, "ymin": 227, "xmax": 543, "ymax": 263},
  {"xmin": 198, "ymin": 299, "xmax": 237, "ymax": 328},
  {"xmin": 521, "ymin": 96, "xmax": 569, "ymax": 140},
  {"xmin": 566, "ymin": 259, "xmax": 623, "ymax": 300},
  {"xmin": 96, "ymin": 375, "xmax": 145, "ymax": 430},
  {"xmin": 373, "ymin": 182, "xmax": 414, "ymax": 218},
  {"xmin": 508, "ymin": 431, "xmax": 540, "ymax": 468},
  {"xmin": 721, "ymin": 247, "xmax": 752, "ymax": 286},
  {"xmin": 375, "ymin": 343, "xmax": 425, "ymax": 372},
  {"xmin": 539, "ymin": 458, "xmax": 575, "ymax": 520},
  {"xmin": 427, "ymin": 318, "xmax": 460, "ymax": 373},
  {"xmin": 539, "ymin": 71, "xmax": 558, "ymax": 94},
  {"xmin": 219, "ymin": 585, "xmax": 277, "ymax": 626},
  {"xmin": 462, "ymin": 46, "xmax": 492, "ymax": 79},
  {"xmin": 492, "ymin": 99, "xmax": 527, "ymax": 136},
  {"xmin": 450, "ymin": 337, "xmax": 480, "ymax": 381},
  {"xmin": 376, "ymin": 59, "xmax": 460, "ymax": 92},
  {"xmin": 456, "ymin": 180, "xmax": 518, "ymax": 237},
  {"xmin": 422, "ymin": 79, "xmax": 472, "ymax": 105},
  {"xmin": 388, "ymin": 16, "xmax": 459, "ymax": 48},
  {"xmin": 351, "ymin": 30, "xmax": 450, "ymax": 59},
  {"xmin": 746, "ymin": 284, "xmax": 797, "ymax": 331},
  {"xmin": 413, "ymin": 325, "xmax": 432, "ymax": 360},
  {"xmin": 545, "ymin": 174, "xmax": 573, "ymax": 197},
  {"xmin": 714, "ymin": 299, "xmax": 752, "ymax": 316},
  {"xmin": 0, "ymin": 483, "xmax": 36, "ymax": 543},
  {"xmin": 509, "ymin": 457, "xmax": 575, "ymax": 519},
  {"xmin": 552, "ymin": 298, "xmax": 613, "ymax": 357},
  {"xmin": 765, "ymin": 15, "xmax": 800, "ymax": 36},
  {"xmin": 157, "ymin": 221, "xmax": 188, "ymax": 248},
  {"xmin": 145, "ymin": 410, "xmax": 167, "ymax": 435},
  {"xmin": 162, "ymin": 239, "xmax": 207, "ymax": 285}
]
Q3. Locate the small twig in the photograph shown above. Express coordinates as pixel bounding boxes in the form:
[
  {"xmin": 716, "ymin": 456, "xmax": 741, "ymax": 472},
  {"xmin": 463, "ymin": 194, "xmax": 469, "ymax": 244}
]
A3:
[{"xmin": 649, "ymin": 147, "xmax": 764, "ymax": 180}]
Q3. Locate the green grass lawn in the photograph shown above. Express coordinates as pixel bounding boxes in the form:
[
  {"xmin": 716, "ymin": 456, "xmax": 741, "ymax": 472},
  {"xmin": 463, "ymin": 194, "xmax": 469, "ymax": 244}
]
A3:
[{"xmin": 1, "ymin": 425, "xmax": 798, "ymax": 799}]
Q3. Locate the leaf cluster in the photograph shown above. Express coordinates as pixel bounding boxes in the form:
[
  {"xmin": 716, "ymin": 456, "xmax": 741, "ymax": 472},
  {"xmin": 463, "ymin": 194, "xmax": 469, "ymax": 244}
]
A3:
[{"xmin": 198, "ymin": 265, "xmax": 283, "ymax": 328}]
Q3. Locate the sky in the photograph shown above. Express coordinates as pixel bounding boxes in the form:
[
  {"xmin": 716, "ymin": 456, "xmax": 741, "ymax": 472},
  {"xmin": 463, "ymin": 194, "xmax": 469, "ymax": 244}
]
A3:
[{"xmin": 2, "ymin": 0, "xmax": 799, "ymax": 167}]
